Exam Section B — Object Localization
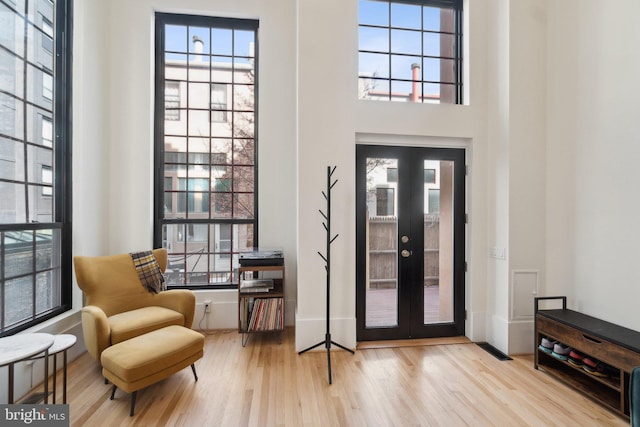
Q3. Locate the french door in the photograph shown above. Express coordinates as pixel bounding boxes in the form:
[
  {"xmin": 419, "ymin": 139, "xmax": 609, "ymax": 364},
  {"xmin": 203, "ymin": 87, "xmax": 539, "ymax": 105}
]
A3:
[{"xmin": 356, "ymin": 145, "xmax": 466, "ymax": 341}]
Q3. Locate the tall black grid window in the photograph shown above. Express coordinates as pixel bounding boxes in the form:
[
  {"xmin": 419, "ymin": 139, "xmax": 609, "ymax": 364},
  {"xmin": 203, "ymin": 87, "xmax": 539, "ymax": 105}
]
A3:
[
  {"xmin": 0, "ymin": 0, "xmax": 73, "ymax": 336},
  {"xmin": 154, "ymin": 13, "xmax": 258, "ymax": 289},
  {"xmin": 358, "ymin": 0, "xmax": 463, "ymax": 104}
]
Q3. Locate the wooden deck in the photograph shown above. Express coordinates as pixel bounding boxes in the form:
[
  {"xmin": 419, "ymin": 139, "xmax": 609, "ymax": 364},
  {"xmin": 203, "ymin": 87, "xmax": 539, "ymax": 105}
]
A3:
[{"xmin": 366, "ymin": 285, "xmax": 446, "ymax": 327}]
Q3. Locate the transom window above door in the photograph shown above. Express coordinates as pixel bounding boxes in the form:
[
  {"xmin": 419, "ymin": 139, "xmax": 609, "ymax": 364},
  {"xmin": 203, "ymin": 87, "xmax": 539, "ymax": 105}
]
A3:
[{"xmin": 358, "ymin": 0, "xmax": 463, "ymax": 104}]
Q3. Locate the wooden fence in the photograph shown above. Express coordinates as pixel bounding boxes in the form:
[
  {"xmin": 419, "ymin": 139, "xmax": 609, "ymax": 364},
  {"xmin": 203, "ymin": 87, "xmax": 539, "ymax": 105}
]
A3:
[{"xmin": 367, "ymin": 215, "xmax": 439, "ymax": 289}]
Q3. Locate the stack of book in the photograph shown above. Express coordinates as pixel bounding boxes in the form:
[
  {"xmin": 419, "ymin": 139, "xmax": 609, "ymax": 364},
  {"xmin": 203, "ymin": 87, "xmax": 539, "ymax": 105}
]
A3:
[{"xmin": 240, "ymin": 278, "xmax": 274, "ymax": 293}]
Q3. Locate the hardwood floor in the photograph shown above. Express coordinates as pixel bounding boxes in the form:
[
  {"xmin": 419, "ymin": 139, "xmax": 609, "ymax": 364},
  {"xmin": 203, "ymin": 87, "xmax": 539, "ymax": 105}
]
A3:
[{"xmin": 38, "ymin": 328, "xmax": 627, "ymax": 426}]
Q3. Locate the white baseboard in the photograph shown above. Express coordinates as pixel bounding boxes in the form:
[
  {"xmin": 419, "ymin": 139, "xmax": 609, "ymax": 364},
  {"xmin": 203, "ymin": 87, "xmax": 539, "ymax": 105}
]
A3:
[
  {"xmin": 486, "ymin": 314, "xmax": 534, "ymax": 356},
  {"xmin": 295, "ymin": 316, "xmax": 356, "ymax": 352},
  {"xmin": 508, "ymin": 320, "xmax": 535, "ymax": 354},
  {"xmin": 467, "ymin": 310, "xmax": 487, "ymax": 342}
]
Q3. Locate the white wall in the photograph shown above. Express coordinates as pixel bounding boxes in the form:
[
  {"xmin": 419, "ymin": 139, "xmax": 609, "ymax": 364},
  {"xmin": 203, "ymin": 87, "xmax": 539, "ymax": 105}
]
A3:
[
  {"xmin": 545, "ymin": 0, "xmax": 578, "ymax": 301},
  {"xmin": 547, "ymin": 0, "xmax": 640, "ymax": 329},
  {"xmin": 483, "ymin": 0, "xmax": 550, "ymax": 355},
  {"xmin": 295, "ymin": 0, "xmax": 357, "ymax": 349},
  {"xmin": 75, "ymin": 0, "xmax": 497, "ymax": 353},
  {"xmin": 102, "ymin": 0, "xmax": 298, "ymax": 327},
  {"xmin": 295, "ymin": 0, "xmax": 492, "ymax": 351},
  {"xmin": 507, "ymin": 0, "xmax": 547, "ymax": 354},
  {"xmin": 13, "ymin": 1, "xmax": 640, "ymax": 403},
  {"xmin": 485, "ymin": 0, "xmax": 510, "ymax": 352}
]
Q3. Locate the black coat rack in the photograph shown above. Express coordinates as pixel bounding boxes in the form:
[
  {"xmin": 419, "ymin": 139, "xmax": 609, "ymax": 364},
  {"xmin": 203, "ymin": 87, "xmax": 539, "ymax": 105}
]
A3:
[{"xmin": 298, "ymin": 166, "xmax": 354, "ymax": 384}]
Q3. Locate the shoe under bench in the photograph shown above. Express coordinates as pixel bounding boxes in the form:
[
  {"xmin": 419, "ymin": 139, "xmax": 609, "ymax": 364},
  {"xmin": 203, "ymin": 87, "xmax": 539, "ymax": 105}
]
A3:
[{"xmin": 534, "ymin": 296, "xmax": 640, "ymax": 419}]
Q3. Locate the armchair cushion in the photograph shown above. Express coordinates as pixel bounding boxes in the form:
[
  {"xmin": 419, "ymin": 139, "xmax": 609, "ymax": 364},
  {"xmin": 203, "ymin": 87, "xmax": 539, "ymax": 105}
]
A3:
[
  {"xmin": 109, "ymin": 306, "xmax": 184, "ymax": 344},
  {"xmin": 75, "ymin": 248, "xmax": 196, "ymax": 361}
]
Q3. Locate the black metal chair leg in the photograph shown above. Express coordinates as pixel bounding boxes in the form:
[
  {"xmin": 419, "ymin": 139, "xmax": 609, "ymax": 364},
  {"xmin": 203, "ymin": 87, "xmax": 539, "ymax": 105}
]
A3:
[
  {"xmin": 130, "ymin": 391, "xmax": 137, "ymax": 417},
  {"xmin": 110, "ymin": 385, "xmax": 117, "ymax": 400},
  {"xmin": 191, "ymin": 364, "xmax": 198, "ymax": 381}
]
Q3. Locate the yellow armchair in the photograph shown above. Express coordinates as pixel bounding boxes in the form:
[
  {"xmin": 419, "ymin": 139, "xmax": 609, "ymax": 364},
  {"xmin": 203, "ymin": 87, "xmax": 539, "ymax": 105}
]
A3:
[{"xmin": 74, "ymin": 248, "xmax": 195, "ymax": 361}]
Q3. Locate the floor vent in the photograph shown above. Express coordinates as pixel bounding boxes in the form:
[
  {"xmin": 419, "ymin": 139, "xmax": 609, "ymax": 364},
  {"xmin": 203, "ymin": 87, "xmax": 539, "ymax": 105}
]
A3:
[{"xmin": 475, "ymin": 342, "xmax": 512, "ymax": 361}]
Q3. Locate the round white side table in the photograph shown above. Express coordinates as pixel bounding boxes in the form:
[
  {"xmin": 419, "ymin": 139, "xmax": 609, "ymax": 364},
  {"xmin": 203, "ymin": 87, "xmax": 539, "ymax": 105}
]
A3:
[{"xmin": 0, "ymin": 333, "xmax": 54, "ymax": 404}]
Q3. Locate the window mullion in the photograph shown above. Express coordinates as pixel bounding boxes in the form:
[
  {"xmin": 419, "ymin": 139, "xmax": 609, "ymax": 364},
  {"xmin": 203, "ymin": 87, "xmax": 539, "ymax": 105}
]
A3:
[
  {"xmin": 230, "ymin": 28, "xmax": 235, "ymax": 219},
  {"xmin": 30, "ymin": 231, "xmax": 36, "ymax": 318},
  {"xmin": 456, "ymin": 6, "xmax": 462, "ymax": 104},
  {"xmin": 21, "ymin": 8, "xmax": 30, "ymax": 223},
  {"xmin": 1, "ymin": 233, "xmax": 4, "ymax": 331},
  {"xmin": 387, "ymin": 2, "xmax": 392, "ymax": 101},
  {"xmin": 208, "ymin": 27, "xmax": 213, "ymax": 224}
]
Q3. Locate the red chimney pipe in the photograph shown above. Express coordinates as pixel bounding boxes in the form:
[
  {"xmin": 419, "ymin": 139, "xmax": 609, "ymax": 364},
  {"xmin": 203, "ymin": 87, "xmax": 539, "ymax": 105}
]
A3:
[{"xmin": 411, "ymin": 63, "xmax": 420, "ymax": 102}]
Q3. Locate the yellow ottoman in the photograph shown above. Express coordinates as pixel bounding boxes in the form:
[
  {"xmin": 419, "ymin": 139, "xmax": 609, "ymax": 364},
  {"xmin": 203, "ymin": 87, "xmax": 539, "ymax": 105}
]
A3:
[{"xmin": 101, "ymin": 325, "xmax": 204, "ymax": 416}]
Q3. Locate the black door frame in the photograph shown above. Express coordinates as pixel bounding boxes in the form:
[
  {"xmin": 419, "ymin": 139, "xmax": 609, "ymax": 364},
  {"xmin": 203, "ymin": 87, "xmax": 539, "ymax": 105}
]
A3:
[{"xmin": 356, "ymin": 144, "xmax": 466, "ymax": 341}]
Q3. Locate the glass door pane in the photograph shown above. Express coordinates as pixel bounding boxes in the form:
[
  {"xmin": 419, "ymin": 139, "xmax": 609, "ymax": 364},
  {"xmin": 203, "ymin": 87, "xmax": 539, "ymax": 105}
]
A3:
[
  {"xmin": 365, "ymin": 158, "xmax": 398, "ymax": 328},
  {"xmin": 423, "ymin": 160, "xmax": 454, "ymax": 324}
]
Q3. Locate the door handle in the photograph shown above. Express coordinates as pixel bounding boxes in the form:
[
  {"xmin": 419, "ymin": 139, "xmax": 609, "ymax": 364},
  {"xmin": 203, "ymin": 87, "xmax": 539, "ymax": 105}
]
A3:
[{"xmin": 401, "ymin": 249, "xmax": 411, "ymax": 258}]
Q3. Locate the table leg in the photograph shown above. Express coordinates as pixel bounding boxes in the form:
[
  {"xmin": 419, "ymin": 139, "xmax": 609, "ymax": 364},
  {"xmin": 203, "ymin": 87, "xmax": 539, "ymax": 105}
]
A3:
[
  {"xmin": 52, "ymin": 352, "xmax": 57, "ymax": 404},
  {"xmin": 44, "ymin": 349, "xmax": 49, "ymax": 404},
  {"xmin": 63, "ymin": 349, "xmax": 68, "ymax": 404},
  {"xmin": 8, "ymin": 363, "xmax": 14, "ymax": 404}
]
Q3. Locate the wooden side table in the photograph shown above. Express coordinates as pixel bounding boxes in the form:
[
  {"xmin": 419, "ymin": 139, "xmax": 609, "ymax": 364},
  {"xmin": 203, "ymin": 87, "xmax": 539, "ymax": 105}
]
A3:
[{"xmin": 0, "ymin": 333, "xmax": 54, "ymax": 404}]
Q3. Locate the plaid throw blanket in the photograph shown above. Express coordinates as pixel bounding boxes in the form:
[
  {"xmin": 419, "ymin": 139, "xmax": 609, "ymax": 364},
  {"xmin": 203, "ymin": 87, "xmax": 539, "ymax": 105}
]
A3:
[{"xmin": 130, "ymin": 251, "xmax": 166, "ymax": 294}]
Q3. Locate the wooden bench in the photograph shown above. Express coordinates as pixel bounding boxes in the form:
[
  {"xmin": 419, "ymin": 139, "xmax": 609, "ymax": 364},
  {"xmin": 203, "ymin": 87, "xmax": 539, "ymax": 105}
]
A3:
[
  {"xmin": 101, "ymin": 325, "xmax": 204, "ymax": 416},
  {"xmin": 535, "ymin": 296, "xmax": 640, "ymax": 419}
]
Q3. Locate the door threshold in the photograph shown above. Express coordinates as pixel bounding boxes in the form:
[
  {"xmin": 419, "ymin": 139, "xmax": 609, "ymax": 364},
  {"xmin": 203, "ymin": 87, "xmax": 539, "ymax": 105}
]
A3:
[{"xmin": 356, "ymin": 336, "xmax": 471, "ymax": 350}]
